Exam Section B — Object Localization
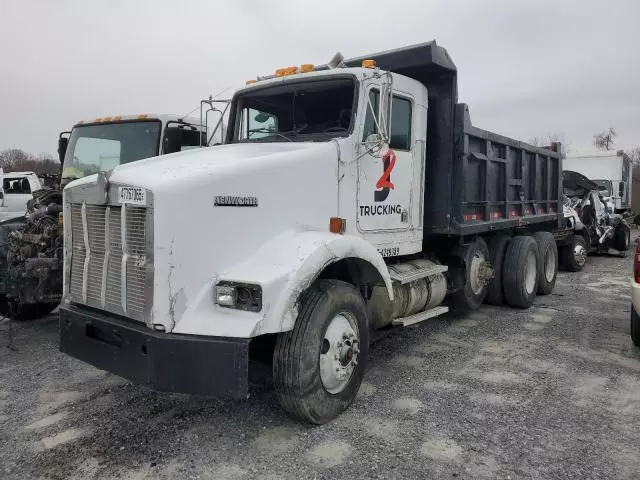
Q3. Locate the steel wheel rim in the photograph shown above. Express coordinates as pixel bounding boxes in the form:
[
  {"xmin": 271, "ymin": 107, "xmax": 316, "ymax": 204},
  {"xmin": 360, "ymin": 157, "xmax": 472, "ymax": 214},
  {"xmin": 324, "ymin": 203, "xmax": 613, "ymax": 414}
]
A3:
[
  {"xmin": 469, "ymin": 252, "xmax": 487, "ymax": 295},
  {"xmin": 573, "ymin": 244, "xmax": 587, "ymax": 267},
  {"xmin": 524, "ymin": 250, "xmax": 537, "ymax": 294},
  {"xmin": 319, "ymin": 312, "xmax": 360, "ymax": 394},
  {"xmin": 544, "ymin": 247, "xmax": 556, "ymax": 282}
]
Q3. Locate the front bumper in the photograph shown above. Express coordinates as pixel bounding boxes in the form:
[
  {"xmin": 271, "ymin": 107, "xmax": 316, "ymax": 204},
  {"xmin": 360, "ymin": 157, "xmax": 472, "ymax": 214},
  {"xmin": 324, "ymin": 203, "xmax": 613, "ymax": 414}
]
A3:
[{"xmin": 59, "ymin": 304, "xmax": 250, "ymax": 399}]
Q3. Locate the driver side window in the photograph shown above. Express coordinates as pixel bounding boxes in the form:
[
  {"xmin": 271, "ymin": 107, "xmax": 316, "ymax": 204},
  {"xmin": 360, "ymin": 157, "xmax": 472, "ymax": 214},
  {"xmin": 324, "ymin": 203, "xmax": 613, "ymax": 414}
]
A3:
[
  {"xmin": 362, "ymin": 89, "xmax": 413, "ymax": 151},
  {"xmin": 238, "ymin": 108, "xmax": 278, "ymax": 140}
]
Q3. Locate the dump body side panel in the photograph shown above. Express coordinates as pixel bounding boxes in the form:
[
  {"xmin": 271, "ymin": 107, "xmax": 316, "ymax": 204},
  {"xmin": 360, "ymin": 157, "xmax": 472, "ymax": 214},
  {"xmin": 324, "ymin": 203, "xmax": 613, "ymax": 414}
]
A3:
[{"xmin": 425, "ymin": 104, "xmax": 562, "ymax": 237}]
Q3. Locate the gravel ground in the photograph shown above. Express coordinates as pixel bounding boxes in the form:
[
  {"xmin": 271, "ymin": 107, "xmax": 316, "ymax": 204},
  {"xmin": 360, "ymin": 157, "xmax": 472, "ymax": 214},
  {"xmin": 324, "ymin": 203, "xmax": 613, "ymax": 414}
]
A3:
[{"xmin": 1, "ymin": 240, "xmax": 640, "ymax": 480}]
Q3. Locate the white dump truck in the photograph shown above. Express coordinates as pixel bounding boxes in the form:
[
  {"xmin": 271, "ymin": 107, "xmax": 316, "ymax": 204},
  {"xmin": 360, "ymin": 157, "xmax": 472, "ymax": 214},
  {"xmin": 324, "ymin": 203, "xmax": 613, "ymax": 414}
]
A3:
[
  {"xmin": 59, "ymin": 42, "xmax": 563, "ymax": 424},
  {"xmin": 563, "ymin": 150, "xmax": 632, "ymax": 213}
]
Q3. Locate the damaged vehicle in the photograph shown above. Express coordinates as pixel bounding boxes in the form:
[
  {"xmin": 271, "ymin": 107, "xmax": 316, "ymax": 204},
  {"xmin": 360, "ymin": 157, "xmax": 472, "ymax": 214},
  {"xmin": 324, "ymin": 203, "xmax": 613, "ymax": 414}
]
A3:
[
  {"xmin": 560, "ymin": 170, "xmax": 631, "ymax": 271},
  {"xmin": 0, "ymin": 112, "xmax": 219, "ymax": 320}
]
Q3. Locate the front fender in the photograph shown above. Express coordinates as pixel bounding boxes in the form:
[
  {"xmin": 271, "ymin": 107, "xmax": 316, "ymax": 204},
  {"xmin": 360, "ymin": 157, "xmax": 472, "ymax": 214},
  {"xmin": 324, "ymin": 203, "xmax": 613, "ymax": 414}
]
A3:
[
  {"xmin": 256, "ymin": 231, "xmax": 394, "ymax": 335},
  {"xmin": 171, "ymin": 231, "xmax": 393, "ymax": 337}
]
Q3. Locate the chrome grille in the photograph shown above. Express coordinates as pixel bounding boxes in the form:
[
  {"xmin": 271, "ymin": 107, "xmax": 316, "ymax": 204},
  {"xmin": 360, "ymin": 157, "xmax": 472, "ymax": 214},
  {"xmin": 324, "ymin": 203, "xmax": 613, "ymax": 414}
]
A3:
[{"xmin": 68, "ymin": 203, "xmax": 148, "ymax": 321}]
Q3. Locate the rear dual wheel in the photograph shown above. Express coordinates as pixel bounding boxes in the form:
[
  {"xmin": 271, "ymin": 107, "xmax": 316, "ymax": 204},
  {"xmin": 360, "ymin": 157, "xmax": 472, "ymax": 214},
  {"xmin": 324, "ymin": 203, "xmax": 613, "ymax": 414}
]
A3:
[
  {"xmin": 503, "ymin": 236, "xmax": 541, "ymax": 308},
  {"xmin": 534, "ymin": 232, "xmax": 558, "ymax": 295},
  {"xmin": 486, "ymin": 233, "xmax": 557, "ymax": 307},
  {"xmin": 449, "ymin": 238, "xmax": 491, "ymax": 313},
  {"xmin": 485, "ymin": 235, "xmax": 511, "ymax": 305}
]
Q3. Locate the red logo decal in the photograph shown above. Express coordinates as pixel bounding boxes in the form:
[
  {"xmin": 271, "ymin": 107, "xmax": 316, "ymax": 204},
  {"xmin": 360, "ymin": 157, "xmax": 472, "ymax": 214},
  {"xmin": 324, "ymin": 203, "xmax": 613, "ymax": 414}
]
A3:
[{"xmin": 374, "ymin": 150, "xmax": 396, "ymax": 202}]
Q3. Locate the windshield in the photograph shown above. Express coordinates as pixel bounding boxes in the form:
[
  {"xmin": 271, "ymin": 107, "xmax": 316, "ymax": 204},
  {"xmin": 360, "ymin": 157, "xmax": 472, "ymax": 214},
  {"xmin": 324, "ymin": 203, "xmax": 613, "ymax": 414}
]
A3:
[
  {"xmin": 593, "ymin": 179, "xmax": 612, "ymax": 194},
  {"xmin": 232, "ymin": 78, "xmax": 355, "ymax": 143},
  {"xmin": 62, "ymin": 120, "xmax": 161, "ymax": 180}
]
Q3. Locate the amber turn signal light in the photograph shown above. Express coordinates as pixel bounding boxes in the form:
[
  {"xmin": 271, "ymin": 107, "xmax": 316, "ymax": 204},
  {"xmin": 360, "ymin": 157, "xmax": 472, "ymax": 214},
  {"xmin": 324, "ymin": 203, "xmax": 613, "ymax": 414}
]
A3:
[{"xmin": 329, "ymin": 217, "xmax": 346, "ymax": 234}]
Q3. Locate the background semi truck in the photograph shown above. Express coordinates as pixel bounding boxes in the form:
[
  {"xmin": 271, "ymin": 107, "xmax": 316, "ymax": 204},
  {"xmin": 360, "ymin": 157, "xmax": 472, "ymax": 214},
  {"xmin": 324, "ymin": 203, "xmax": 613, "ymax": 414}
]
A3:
[
  {"xmin": 0, "ymin": 113, "xmax": 214, "ymax": 320},
  {"xmin": 563, "ymin": 150, "xmax": 632, "ymax": 213},
  {"xmin": 59, "ymin": 41, "xmax": 563, "ymax": 424}
]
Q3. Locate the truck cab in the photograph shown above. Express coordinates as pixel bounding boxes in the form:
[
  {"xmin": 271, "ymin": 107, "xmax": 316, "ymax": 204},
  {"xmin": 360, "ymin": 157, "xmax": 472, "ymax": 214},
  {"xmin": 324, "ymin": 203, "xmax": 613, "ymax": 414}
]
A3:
[
  {"xmin": 231, "ymin": 66, "xmax": 428, "ymax": 256},
  {"xmin": 59, "ymin": 113, "xmax": 209, "ymax": 188}
]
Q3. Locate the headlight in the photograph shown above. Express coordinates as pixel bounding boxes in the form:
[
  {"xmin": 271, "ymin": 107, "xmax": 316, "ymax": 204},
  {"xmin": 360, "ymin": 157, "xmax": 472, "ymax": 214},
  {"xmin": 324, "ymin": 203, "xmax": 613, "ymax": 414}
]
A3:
[{"xmin": 215, "ymin": 282, "xmax": 262, "ymax": 312}]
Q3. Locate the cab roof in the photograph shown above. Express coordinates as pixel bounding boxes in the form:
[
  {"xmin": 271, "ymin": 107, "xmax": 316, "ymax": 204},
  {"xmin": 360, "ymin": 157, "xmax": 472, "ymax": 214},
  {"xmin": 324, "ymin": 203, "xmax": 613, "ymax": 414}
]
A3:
[{"xmin": 73, "ymin": 113, "xmax": 201, "ymax": 129}]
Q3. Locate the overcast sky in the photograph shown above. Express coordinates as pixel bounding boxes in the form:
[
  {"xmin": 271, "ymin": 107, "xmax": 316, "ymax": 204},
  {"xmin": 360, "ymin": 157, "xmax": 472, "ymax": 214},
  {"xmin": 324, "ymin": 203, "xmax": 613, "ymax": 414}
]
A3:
[{"xmin": 1, "ymin": 0, "xmax": 638, "ymax": 156}]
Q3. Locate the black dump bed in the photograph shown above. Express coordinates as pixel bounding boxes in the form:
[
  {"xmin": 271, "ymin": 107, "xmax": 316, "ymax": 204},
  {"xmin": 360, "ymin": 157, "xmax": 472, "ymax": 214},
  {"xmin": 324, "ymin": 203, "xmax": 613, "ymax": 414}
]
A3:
[{"xmin": 342, "ymin": 42, "xmax": 563, "ymax": 237}]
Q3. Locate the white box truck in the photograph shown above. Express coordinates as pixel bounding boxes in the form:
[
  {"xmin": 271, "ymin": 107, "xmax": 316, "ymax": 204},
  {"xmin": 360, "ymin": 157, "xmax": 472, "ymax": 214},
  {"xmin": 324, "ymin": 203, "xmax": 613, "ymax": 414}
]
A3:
[{"xmin": 563, "ymin": 150, "xmax": 632, "ymax": 213}]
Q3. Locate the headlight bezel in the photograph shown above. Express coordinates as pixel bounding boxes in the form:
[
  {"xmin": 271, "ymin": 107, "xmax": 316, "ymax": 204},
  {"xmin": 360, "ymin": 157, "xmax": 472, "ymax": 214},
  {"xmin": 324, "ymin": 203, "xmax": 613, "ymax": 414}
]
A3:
[{"xmin": 215, "ymin": 281, "xmax": 262, "ymax": 312}]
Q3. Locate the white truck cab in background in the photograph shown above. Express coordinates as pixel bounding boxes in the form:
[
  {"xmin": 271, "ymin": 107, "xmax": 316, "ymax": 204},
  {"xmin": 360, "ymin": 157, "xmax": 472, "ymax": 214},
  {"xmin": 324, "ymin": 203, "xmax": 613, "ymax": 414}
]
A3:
[
  {"xmin": 59, "ymin": 113, "xmax": 214, "ymax": 186},
  {"xmin": 0, "ymin": 171, "xmax": 42, "ymax": 221},
  {"xmin": 563, "ymin": 150, "xmax": 632, "ymax": 213}
]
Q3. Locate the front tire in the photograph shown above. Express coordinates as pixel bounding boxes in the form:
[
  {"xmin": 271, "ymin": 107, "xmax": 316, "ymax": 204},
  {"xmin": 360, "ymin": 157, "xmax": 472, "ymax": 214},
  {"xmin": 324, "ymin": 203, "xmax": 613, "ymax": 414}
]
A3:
[
  {"xmin": 562, "ymin": 234, "xmax": 588, "ymax": 272},
  {"xmin": 614, "ymin": 224, "xmax": 631, "ymax": 251},
  {"xmin": 503, "ymin": 236, "xmax": 539, "ymax": 309},
  {"xmin": 533, "ymin": 232, "xmax": 558, "ymax": 295},
  {"xmin": 273, "ymin": 279, "xmax": 369, "ymax": 424}
]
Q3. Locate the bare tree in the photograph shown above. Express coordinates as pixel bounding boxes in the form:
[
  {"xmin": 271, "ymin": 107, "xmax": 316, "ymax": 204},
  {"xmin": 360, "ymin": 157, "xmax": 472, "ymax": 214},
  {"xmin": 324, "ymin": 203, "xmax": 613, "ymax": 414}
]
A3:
[
  {"xmin": 0, "ymin": 149, "xmax": 60, "ymax": 176},
  {"xmin": 0, "ymin": 149, "xmax": 31, "ymax": 170},
  {"xmin": 593, "ymin": 128, "xmax": 617, "ymax": 151},
  {"xmin": 627, "ymin": 147, "xmax": 640, "ymax": 166},
  {"xmin": 529, "ymin": 133, "xmax": 568, "ymax": 157}
]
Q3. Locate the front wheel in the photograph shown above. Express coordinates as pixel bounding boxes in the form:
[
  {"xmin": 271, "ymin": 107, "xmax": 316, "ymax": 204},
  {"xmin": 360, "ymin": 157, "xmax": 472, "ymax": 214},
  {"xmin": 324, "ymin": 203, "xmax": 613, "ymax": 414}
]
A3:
[
  {"xmin": 273, "ymin": 279, "xmax": 369, "ymax": 424},
  {"xmin": 562, "ymin": 234, "xmax": 588, "ymax": 272},
  {"xmin": 614, "ymin": 224, "xmax": 631, "ymax": 251}
]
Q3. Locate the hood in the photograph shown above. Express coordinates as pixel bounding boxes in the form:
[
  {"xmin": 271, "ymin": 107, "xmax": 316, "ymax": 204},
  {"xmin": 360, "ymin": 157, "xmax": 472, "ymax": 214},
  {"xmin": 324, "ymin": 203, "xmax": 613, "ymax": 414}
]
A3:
[
  {"xmin": 105, "ymin": 142, "xmax": 335, "ymax": 190},
  {"xmin": 63, "ymin": 141, "xmax": 336, "ymax": 192},
  {"xmin": 563, "ymin": 170, "xmax": 600, "ymax": 197}
]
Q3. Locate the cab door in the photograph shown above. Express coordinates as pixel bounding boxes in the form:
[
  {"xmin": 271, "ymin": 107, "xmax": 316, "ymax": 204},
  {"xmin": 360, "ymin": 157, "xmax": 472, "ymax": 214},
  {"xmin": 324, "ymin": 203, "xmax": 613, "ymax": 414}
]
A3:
[{"xmin": 356, "ymin": 86, "xmax": 415, "ymax": 232}]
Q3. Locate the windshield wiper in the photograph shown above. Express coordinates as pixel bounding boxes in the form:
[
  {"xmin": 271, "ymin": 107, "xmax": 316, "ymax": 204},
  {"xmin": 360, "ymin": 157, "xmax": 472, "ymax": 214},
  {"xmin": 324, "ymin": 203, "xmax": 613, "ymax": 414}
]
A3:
[{"xmin": 247, "ymin": 128, "xmax": 293, "ymax": 142}]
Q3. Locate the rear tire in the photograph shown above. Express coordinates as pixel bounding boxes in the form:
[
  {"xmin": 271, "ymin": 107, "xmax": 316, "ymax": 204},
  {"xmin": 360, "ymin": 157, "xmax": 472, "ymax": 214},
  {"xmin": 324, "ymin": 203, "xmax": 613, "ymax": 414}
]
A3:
[
  {"xmin": 485, "ymin": 235, "xmax": 511, "ymax": 305},
  {"xmin": 533, "ymin": 232, "xmax": 558, "ymax": 295},
  {"xmin": 614, "ymin": 224, "xmax": 631, "ymax": 251},
  {"xmin": 631, "ymin": 307, "xmax": 640, "ymax": 347},
  {"xmin": 562, "ymin": 234, "xmax": 588, "ymax": 272},
  {"xmin": 449, "ymin": 238, "xmax": 491, "ymax": 313},
  {"xmin": 273, "ymin": 279, "xmax": 369, "ymax": 424},
  {"xmin": 503, "ymin": 236, "xmax": 539, "ymax": 309}
]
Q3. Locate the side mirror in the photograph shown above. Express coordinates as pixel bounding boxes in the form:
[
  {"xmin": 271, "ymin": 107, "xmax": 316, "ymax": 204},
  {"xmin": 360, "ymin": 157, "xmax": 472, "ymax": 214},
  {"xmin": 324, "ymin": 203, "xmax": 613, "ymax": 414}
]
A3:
[
  {"xmin": 57, "ymin": 135, "xmax": 69, "ymax": 163},
  {"xmin": 378, "ymin": 79, "xmax": 393, "ymax": 144}
]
